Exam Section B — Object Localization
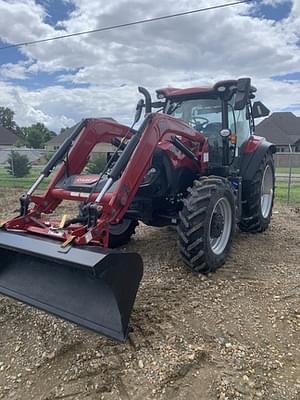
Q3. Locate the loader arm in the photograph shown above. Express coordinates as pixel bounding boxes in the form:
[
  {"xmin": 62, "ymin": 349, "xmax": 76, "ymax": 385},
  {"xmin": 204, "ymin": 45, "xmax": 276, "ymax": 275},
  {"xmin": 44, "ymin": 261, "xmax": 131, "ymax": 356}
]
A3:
[
  {"xmin": 4, "ymin": 114, "xmax": 203, "ymax": 248},
  {"xmin": 91, "ymin": 113, "xmax": 204, "ymax": 244},
  {"xmin": 33, "ymin": 118, "xmax": 134, "ymax": 214}
]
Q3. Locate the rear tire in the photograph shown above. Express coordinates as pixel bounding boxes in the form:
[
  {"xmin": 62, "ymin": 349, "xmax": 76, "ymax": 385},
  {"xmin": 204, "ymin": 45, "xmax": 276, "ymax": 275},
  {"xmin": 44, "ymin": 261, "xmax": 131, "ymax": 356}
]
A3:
[
  {"xmin": 108, "ymin": 219, "xmax": 138, "ymax": 248},
  {"xmin": 239, "ymin": 153, "xmax": 275, "ymax": 233},
  {"xmin": 178, "ymin": 177, "xmax": 235, "ymax": 273}
]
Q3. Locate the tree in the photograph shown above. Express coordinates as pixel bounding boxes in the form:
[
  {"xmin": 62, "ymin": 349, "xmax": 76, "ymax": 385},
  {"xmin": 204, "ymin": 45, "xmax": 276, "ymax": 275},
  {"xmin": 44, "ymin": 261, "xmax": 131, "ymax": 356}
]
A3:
[
  {"xmin": 6, "ymin": 151, "xmax": 31, "ymax": 177},
  {"xmin": 22, "ymin": 123, "xmax": 56, "ymax": 149},
  {"xmin": 0, "ymin": 106, "xmax": 17, "ymax": 130},
  {"xmin": 60, "ymin": 127, "xmax": 70, "ymax": 134},
  {"xmin": 0, "ymin": 106, "xmax": 26, "ymax": 144}
]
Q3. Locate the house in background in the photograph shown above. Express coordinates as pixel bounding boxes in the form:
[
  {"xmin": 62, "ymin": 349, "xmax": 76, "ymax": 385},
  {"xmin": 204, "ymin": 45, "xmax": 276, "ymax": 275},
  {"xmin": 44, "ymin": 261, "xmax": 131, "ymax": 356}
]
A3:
[
  {"xmin": 255, "ymin": 112, "xmax": 300, "ymax": 152},
  {"xmin": 0, "ymin": 148, "xmax": 45, "ymax": 165},
  {"xmin": 45, "ymin": 120, "xmax": 116, "ymax": 158},
  {"xmin": 0, "ymin": 125, "xmax": 22, "ymax": 148},
  {"xmin": 45, "ymin": 127, "xmax": 74, "ymax": 152},
  {"xmin": 0, "ymin": 125, "xmax": 43, "ymax": 165}
]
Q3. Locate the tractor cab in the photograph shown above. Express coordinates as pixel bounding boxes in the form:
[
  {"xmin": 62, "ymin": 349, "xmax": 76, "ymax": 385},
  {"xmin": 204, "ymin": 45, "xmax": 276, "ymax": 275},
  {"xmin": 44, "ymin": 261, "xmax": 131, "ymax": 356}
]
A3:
[{"xmin": 157, "ymin": 78, "xmax": 270, "ymax": 174}]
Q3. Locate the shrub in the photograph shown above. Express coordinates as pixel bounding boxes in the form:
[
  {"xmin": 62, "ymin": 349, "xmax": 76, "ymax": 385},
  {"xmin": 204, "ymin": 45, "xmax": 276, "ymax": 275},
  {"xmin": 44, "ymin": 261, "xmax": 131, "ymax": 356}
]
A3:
[
  {"xmin": 6, "ymin": 151, "xmax": 31, "ymax": 177},
  {"xmin": 86, "ymin": 153, "xmax": 107, "ymax": 174},
  {"xmin": 45, "ymin": 151, "xmax": 55, "ymax": 162}
]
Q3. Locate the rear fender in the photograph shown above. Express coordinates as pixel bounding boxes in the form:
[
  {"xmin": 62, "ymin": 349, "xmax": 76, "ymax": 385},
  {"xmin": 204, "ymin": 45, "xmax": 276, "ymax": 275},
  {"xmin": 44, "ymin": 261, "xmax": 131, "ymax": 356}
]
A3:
[{"xmin": 239, "ymin": 135, "xmax": 276, "ymax": 181}]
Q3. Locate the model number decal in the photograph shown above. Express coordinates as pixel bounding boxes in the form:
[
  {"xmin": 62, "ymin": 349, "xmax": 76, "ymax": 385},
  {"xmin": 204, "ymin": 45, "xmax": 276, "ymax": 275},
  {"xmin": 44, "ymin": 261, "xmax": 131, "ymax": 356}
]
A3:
[{"xmin": 70, "ymin": 192, "xmax": 90, "ymax": 198}]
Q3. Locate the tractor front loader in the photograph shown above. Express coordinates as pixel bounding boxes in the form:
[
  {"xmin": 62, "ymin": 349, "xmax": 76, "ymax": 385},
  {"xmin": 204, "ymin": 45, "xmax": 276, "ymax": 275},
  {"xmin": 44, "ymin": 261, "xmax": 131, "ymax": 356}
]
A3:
[{"xmin": 0, "ymin": 78, "xmax": 275, "ymax": 341}]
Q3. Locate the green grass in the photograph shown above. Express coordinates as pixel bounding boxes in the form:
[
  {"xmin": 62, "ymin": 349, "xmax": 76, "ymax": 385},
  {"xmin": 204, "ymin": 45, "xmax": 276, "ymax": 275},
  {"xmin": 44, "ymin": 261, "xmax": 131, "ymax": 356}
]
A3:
[
  {"xmin": 275, "ymin": 182, "xmax": 300, "ymax": 204},
  {"xmin": 0, "ymin": 167, "xmax": 299, "ymax": 204},
  {"xmin": 0, "ymin": 166, "xmax": 50, "ymax": 189},
  {"xmin": 275, "ymin": 167, "xmax": 300, "ymax": 174}
]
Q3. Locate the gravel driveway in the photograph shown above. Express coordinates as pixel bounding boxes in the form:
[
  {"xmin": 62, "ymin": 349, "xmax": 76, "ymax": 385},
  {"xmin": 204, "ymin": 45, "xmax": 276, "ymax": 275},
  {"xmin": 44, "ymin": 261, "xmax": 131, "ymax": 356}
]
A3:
[{"xmin": 0, "ymin": 190, "xmax": 299, "ymax": 400}]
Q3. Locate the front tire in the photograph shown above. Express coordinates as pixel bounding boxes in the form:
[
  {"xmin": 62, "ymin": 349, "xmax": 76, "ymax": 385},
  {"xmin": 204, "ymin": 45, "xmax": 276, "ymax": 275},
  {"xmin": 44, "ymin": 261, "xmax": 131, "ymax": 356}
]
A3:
[
  {"xmin": 178, "ymin": 177, "xmax": 235, "ymax": 273},
  {"xmin": 239, "ymin": 152, "xmax": 275, "ymax": 233},
  {"xmin": 108, "ymin": 219, "xmax": 138, "ymax": 248}
]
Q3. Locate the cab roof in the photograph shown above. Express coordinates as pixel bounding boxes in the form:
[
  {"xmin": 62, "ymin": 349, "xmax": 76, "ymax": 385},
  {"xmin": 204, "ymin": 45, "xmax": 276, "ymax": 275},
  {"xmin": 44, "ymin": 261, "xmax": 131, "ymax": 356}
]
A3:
[{"xmin": 156, "ymin": 79, "xmax": 256, "ymax": 100}]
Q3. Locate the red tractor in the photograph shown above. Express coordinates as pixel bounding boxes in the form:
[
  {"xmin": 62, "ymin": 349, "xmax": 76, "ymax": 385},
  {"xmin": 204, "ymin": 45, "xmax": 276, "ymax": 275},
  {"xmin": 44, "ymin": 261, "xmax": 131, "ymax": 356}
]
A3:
[{"xmin": 0, "ymin": 78, "xmax": 275, "ymax": 341}]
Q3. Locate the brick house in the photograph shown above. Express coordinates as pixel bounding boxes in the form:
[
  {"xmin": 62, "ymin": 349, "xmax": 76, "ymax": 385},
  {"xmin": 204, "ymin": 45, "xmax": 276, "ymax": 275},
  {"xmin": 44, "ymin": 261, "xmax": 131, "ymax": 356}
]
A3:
[{"xmin": 255, "ymin": 112, "xmax": 300, "ymax": 152}]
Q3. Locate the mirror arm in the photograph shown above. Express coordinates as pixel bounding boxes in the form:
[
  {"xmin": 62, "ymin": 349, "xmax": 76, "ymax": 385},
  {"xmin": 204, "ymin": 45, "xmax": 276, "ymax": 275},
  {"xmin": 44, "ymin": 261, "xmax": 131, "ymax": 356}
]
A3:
[
  {"xmin": 151, "ymin": 101, "xmax": 165, "ymax": 109},
  {"xmin": 249, "ymin": 101, "xmax": 255, "ymax": 133}
]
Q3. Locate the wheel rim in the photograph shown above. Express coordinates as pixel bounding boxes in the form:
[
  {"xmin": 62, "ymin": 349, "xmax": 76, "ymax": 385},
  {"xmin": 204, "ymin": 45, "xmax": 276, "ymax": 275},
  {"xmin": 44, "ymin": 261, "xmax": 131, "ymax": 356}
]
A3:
[
  {"xmin": 209, "ymin": 197, "xmax": 232, "ymax": 255},
  {"xmin": 261, "ymin": 165, "xmax": 274, "ymax": 219},
  {"xmin": 109, "ymin": 219, "xmax": 132, "ymax": 235}
]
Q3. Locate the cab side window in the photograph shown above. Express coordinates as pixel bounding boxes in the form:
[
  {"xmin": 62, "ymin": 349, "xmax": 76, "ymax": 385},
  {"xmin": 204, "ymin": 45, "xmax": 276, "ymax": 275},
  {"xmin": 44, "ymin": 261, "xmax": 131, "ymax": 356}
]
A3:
[{"xmin": 229, "ymin": 104, "xmax": 251, "ymax": 147}]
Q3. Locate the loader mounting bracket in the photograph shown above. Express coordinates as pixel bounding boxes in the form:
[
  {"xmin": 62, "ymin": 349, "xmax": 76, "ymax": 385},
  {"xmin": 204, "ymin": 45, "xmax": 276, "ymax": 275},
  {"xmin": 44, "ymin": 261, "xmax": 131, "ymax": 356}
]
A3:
[{"xmin": 20, "ymin": 194, "xmax": 31, "ymax": 216}]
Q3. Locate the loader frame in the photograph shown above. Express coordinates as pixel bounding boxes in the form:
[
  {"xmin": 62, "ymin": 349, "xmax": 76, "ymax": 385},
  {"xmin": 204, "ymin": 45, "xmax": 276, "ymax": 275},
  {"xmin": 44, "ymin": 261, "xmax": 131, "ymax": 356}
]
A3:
[{"xmin": 4, "ymin": 114, "xmax": 205, "ymax": 248}]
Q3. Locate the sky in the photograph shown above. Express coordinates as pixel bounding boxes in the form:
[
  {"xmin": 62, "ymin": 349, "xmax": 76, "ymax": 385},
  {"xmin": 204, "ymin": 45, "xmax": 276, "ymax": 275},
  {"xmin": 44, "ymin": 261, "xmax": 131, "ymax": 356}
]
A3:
[{"xmin": 0, "ymin": 0, "xmax": 299, "ymax": 132}]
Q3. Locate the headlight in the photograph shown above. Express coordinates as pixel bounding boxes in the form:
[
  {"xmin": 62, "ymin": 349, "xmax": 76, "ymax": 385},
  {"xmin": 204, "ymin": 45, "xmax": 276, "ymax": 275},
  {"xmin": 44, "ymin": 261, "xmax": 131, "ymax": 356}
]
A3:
[{"xmin": 219, "ymin": 128, "xmax": 231, "ymax": 137}]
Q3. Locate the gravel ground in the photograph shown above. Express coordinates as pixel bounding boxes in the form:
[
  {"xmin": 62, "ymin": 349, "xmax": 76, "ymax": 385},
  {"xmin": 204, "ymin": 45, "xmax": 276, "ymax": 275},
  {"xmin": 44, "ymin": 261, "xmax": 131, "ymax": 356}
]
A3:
[{"xmin": 0, "ymin": 189, "xmax": 299, "ymax": 400}]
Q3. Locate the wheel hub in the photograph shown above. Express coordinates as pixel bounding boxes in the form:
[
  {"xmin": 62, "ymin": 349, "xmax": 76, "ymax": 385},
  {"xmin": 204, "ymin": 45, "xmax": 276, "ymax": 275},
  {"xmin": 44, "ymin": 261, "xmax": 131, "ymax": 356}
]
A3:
[
  {"xmin": 210, "ymin": 212, "xmax": 224, "ymax": 238},
  {"xmin": 209, "ymin": 196, "xmax": 232, "ymax": 256},
  {"xmin": 261, "ymin": 164, "xmax": 274, "ymax": 219}
]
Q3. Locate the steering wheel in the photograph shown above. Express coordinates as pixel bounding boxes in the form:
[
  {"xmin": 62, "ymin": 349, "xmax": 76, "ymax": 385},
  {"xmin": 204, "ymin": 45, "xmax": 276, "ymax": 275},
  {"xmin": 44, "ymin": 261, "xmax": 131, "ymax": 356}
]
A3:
[
  {"xmin": 189, "ymin": 116, "xmax": 209, "ymax": 131},
  {"xmin": 202, "ymin": 122, "xmax": 222, "ymax": 134}
]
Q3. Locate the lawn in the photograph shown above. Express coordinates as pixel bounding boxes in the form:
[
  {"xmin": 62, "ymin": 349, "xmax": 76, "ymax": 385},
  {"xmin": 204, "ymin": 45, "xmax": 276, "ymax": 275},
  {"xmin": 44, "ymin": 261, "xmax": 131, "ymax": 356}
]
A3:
[
  {"xmin": 0, "ymin": 166, "xmax": 50, "ymax": 189},
  {"xmin": 275, "ymin": 182, "xmax": 300, "ymax": 204},
  {"xmin": 0, "ymin": 167, "xmax": 299, "ymax": 204},
  {"xmin": 275, "ymin": 166, "xmax": 300, "ymax": 174}
]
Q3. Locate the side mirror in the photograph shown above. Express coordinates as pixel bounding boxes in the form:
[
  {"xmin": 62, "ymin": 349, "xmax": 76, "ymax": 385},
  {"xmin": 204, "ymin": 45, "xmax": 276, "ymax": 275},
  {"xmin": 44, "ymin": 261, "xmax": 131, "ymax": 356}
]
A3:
[
  {"xmin": 234, "ymin": 77, "xmax": 251, "ymax": 110},
  {"xmin": 134, "ymin": 99, "xmax": 144, "ymax": 124},
  {"xmin": 252, "ymin": 101, "xmax": 270, "ymax": 118}
]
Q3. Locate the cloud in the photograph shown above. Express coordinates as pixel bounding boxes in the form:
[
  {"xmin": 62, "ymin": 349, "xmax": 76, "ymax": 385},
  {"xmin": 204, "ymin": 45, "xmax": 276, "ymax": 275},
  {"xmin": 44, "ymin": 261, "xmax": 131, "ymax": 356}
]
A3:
[
  {"xmin": 0, "ymin": 0, "xmax": 299, "ymax": 130},
  {"xmin": 0, "ymin": 62, "xmax": 29, "ymax": 80},
  {"xmin": 0, "ymin": 0, "xmax": 56, "ymax": 45}
]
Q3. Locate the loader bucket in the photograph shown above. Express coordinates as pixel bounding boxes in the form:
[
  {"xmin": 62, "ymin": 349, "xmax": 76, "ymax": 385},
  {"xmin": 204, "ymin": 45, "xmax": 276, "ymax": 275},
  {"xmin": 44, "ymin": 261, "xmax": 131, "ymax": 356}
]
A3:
[{"xmin": 0, "ymin": 231, "xmax": 143, "ymax": 341}]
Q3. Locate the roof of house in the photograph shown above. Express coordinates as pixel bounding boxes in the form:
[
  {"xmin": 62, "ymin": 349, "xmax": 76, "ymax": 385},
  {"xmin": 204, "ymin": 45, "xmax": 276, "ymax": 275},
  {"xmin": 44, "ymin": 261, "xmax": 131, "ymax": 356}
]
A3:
[
  {"xmin": 0, "ymin": 125, "xmax": 21, "ymax": 146},
  {"xmin": 0, "ymin": 148, "xmax": 46, "ymax": 165},
  {"xmin": 255, "ymin": 112, "xmax": 300, "ymax": 145},
  {"xmin": 46, "ymin": 118, "xmax": 117, "ymax": 146},
  {"xmin": 46, "ymin": 126, "xmax": 75, "ymax": 146}
]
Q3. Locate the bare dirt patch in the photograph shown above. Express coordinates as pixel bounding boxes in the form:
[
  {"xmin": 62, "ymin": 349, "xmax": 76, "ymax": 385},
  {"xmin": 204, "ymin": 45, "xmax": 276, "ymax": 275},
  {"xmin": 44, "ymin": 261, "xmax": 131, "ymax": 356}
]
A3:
[{"xmin": 0, "ymin": 189, "xmax": 299, "ymax": 400}]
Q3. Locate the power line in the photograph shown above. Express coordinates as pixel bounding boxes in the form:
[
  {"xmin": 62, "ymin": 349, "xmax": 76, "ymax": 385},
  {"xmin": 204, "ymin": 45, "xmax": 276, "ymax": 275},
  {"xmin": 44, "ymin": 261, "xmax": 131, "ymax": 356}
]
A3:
[{"xmin": 0, "ymin": 0, "xmax": 253, "ymax": 51}]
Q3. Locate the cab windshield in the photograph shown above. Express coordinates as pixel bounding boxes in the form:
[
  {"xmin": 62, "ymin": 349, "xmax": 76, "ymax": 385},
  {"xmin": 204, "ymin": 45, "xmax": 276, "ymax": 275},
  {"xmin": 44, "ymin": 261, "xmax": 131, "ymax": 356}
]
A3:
[
  {"xmin": 168, "ymin": 98, "xmax": 222, "ymax": 134},
  {"xmin": 168, "ymin": 98, "xmax": 224, "ymax": 164},
  {"xmin": 168, "ymin": 97, "xmax": 251, "ymax": 148}
]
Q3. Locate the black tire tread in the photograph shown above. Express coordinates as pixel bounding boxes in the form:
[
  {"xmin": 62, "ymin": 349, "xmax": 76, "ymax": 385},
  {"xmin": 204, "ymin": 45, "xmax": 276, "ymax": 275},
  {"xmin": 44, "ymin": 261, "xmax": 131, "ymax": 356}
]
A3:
[
  {"xmin": 178, "ymin": 176, "xmax": 235, "ymax": 274},
  {"xmin": 239, "ymin": 152, "xmax": 275, "ymax": 233}
]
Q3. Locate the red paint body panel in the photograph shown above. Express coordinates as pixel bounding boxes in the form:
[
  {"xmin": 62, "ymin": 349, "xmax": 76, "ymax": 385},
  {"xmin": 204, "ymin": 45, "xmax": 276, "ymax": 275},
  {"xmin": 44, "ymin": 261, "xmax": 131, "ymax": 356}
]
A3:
[
  {"xmin": 157, "ymin": 79, "xmax": 239, "ymax": 99},
  {"xmin": 49, "ymin": 188, "xmax": 112, "ymax": 204},
  {"xmin": 159, "ymin": 86, "xmax": 213, "ymax": 98},
  {"xmin": 243, "ymin": 135, "xmax": 265, "ymax": 153}
]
